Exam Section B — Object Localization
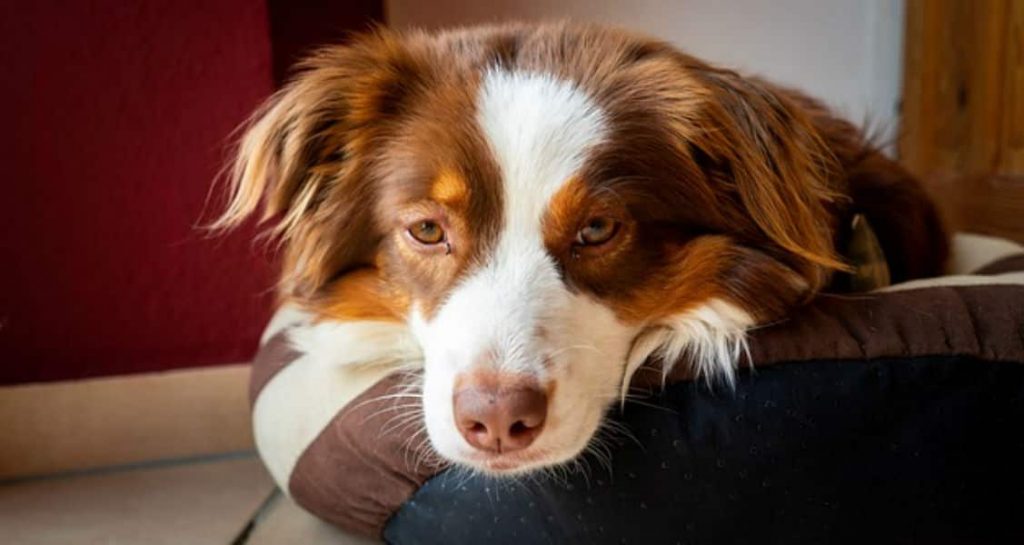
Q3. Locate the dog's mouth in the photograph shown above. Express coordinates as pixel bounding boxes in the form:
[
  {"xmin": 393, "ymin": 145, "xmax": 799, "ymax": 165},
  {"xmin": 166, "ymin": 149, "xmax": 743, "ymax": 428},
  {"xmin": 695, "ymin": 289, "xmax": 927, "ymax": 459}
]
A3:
[{"xmin": 462, "ymin": 448, "xmax": 556, "ymax": 474}]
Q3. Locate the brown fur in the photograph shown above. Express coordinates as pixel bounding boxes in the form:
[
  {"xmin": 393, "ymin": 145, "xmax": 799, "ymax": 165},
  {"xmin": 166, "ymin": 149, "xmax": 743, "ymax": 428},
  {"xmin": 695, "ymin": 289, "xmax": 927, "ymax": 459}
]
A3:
[{"xmin": 215, "ymin": 22, "xmax": 947, "ymax": 331}]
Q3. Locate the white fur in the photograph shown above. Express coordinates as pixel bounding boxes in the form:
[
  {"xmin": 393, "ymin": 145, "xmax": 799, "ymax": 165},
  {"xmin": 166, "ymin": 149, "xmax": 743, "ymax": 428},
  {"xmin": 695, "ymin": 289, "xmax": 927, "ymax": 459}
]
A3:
[
  {"xmin": 476, "ymin": 69, "xmax": 609, "ymax": 238},
  {"xmin": 623, "ymin": 299, "xmax": 754, "ymax": 401},
  {"xmin": 411, "ymin": 275, "xmax": 640, "ymax": 473},
  {"xmin": 289, "ymin": 320, "xmax": 423, "ymax": 368}
]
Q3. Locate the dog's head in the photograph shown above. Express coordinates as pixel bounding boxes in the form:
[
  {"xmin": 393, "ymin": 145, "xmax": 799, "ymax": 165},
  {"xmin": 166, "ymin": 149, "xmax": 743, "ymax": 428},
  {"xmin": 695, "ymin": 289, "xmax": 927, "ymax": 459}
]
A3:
[{"xmin": 218, "ymin": 23, "xmax": 846, "ymax": 474}]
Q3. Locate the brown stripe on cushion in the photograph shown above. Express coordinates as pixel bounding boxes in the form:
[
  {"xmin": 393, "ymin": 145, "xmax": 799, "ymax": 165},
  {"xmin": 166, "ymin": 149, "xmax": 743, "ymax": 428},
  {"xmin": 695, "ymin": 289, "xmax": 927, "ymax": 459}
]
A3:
[
  {"xmin": 650, "ymin": 285, "xmax": 1024, "ymax": 384},
  {"xmin": 288, "ymin": 372, "xmax": 447, "ymax": 538},
  {"xmin": 974, "ymin": 254, "xmax": 1024, "ymax": 275},
  {"xmin": 248, "ymin": 331, "xmax": 301, "ymax": 406}
]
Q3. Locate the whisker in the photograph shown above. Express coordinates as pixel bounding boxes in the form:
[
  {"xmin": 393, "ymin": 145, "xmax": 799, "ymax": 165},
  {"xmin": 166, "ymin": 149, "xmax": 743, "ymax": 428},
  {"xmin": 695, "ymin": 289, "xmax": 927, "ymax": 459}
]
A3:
[
  {"xmin": 379, "ymin": 411, "xmax": 424, "ymax": 437},
  {"xmin": 358, "ymin": 403, "xmax": 422, "ymax": 426},
  {"xmin": 546, "ymin": 343, "xmax": 604, "ymax": 360}
]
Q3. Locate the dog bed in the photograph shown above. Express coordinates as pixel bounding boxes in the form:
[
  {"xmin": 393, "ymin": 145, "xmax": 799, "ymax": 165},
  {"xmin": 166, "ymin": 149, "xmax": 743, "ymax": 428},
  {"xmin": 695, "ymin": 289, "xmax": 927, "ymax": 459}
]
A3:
[{"xmin": 250, "ymin": 233, "xmax": 1024, "ymax": 544}]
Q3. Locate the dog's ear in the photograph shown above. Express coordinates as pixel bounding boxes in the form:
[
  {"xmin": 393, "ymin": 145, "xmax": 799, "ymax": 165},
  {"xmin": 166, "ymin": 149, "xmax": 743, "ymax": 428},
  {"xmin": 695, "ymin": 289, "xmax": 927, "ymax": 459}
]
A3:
[
  {"xmin": 690, "ymin": 69, "xmax": 849, "ymax": 290},
  {"xmin": 213, "ymin": 30, "xmax": 421, "ymax": 299}
]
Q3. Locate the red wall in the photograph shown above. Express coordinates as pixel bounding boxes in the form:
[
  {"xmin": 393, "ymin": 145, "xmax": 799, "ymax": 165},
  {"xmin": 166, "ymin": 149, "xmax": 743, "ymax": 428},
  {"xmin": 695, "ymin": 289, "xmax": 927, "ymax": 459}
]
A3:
[{"xmin": 1, "ymin": 2, "xmax": 279, "ymax": 384}]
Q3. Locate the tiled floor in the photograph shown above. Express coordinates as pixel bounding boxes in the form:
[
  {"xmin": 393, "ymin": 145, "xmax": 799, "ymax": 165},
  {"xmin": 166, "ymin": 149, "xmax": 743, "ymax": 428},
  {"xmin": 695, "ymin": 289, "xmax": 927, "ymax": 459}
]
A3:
[
  {"xmin": 246, "ymin": 491, "xmax": 378, "ymax": 545},
  {"xmin": 0, "ymin": 454, "xmax": 378, "ymax": 544}
]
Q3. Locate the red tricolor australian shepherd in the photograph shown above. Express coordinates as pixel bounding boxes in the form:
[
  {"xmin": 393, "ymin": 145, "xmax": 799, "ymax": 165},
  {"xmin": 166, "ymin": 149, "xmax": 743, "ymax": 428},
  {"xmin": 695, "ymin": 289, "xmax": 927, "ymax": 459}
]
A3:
[{"xmin": 216, "ymin": 23, "xmax": 947, "ymax": 475}]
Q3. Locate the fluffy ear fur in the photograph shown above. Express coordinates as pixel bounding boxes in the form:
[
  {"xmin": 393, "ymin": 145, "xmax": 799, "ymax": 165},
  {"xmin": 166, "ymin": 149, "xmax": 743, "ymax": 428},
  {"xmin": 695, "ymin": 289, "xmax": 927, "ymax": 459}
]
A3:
[
  {"xmin": 212, "ymin": 30, "xmax": 419, "ymax": 299},
  {"xmin": 689, "ymin": 68, "xmax": 850, "ymax": 291}
]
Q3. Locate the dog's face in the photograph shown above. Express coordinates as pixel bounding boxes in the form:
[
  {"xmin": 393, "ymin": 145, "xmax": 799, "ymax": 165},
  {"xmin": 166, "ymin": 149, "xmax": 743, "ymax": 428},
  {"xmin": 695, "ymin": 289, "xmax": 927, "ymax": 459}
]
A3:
[{"xmin": 220, "ymin": 24, "xmax": 845, "ymax": 474}]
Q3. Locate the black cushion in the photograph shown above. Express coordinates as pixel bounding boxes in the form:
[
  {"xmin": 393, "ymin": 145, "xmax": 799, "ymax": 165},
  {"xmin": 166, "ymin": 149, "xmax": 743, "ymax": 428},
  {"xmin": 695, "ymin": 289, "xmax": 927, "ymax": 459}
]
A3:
[{"xmin": 386, "ymin": 356, "xmax": 1024, "ymax": 545}]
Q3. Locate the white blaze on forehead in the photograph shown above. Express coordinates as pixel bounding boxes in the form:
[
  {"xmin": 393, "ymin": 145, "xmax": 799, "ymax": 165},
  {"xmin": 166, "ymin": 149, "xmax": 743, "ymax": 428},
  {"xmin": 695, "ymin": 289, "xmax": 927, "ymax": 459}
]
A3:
[
  {"xmin": 416, "ymin": 69, "xmax": 612, "ymax": 372},
  {"xmin": 409, "ymin": 71, "xmax": 613, "ymax": 375},
  {"xmin": 476, "ymin": 70, "xmax": 608, "ymax": 237}
]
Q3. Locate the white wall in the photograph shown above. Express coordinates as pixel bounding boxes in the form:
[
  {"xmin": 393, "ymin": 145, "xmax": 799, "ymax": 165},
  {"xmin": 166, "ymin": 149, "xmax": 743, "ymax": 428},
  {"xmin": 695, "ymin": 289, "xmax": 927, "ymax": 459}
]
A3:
[{"xmin": 388, "ymin": 0, "xmax": 905, "ymax": 141}]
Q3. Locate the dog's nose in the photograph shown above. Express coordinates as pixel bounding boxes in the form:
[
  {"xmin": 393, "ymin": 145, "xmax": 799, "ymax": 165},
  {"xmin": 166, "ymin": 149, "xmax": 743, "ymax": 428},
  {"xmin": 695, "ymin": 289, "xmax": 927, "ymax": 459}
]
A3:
[{"xmin": 453, "ymin": 376, "xmax": 547, "ymax": 454}]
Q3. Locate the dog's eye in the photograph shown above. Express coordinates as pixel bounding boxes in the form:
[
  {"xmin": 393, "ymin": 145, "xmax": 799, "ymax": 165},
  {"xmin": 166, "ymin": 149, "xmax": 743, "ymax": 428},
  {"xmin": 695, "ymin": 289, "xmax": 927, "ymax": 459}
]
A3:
[
  {"xmin": 408, "ymin": 220, "xmax": 446, "ymax": 245},
  {"xmin": 577, "ymin": 217, "xmax": 620, "ymax": 246}
]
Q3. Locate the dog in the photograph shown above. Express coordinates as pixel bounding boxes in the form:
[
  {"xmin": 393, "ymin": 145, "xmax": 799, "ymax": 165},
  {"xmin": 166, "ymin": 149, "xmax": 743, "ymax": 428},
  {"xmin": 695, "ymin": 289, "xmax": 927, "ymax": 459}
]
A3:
[{"xmin": 215, "ymin": 22, "xmax": 947, "ymax": 475}]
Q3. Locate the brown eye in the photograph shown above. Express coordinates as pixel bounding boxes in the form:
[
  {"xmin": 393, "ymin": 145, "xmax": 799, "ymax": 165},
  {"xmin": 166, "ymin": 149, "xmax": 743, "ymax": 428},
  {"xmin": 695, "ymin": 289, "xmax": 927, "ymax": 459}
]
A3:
[
  {"xmin": 408, "ymin": 220, "xmax": 446, "ymax": 245},
  {"xmin": 577, "ymin": 217, "xmax": 620, "ymax": 246}
]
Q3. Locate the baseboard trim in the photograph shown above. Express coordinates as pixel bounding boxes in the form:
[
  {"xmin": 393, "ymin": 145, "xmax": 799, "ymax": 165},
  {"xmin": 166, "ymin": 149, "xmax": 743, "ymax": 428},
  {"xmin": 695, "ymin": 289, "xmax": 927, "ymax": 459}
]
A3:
[{"xmin": 0, "ymin": 364, "xmax": 253, "ymax": 480}]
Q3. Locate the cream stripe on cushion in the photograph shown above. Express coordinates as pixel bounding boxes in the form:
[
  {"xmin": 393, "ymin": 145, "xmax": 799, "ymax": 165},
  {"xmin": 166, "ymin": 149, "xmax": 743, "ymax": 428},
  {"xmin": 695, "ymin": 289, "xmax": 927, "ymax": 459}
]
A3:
[
  {"xmin": 880, "ymin": 272, "xmax": 1024, "ymax": 293},
  {"xmin": 879, "ymin": 233, "xmax": 1024, "ymax": 292},
  {"xmin": 252, "ymin": 321, "xmax": 422, "ymax": 492},
  {"xmin": 948, "ymin": 233, "xmax": 1024, "ymax": 275}
]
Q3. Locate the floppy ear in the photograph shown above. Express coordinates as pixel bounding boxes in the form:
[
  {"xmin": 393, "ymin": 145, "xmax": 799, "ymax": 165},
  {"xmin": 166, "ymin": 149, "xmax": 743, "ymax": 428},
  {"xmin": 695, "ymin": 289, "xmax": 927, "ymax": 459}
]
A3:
[
  {"xmin": 690, "ymin": 69, "xmax": 849, "ymax": 290},
  {"xmin": 213, "ymin": 30, "xmax": 418, "ymax": 299}
]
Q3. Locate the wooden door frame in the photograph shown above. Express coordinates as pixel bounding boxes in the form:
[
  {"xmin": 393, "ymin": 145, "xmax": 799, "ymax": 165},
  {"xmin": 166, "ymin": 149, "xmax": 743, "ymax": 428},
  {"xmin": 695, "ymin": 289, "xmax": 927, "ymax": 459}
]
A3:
[{"xmin": 900, "ymin": 0, "xmax": 1024, "ymax": 242}]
